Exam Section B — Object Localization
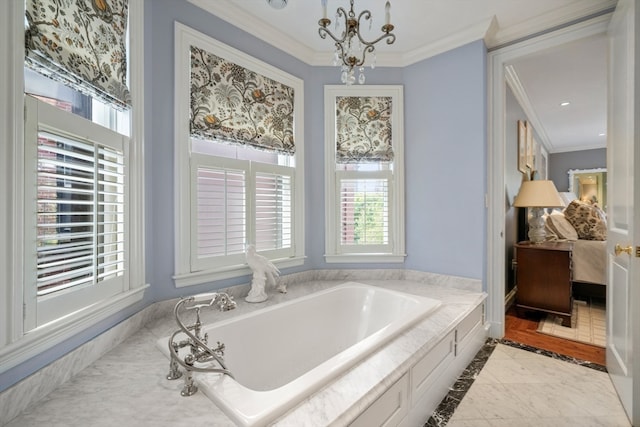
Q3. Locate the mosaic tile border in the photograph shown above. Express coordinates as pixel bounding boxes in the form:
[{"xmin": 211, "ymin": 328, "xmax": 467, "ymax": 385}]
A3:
[
  {"xmin": 425, "ymin": 338, "xmax": 498, "ymax": 426},
  {"xmin": 497, "ymin": 338, "xmax": 607, "ymax": 372}
]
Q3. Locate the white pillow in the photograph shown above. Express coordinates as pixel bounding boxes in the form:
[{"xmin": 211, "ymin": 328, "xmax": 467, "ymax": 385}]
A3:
[{"xmin": 546, "ymin": 211, "xmax": 578, "ymax": 241}]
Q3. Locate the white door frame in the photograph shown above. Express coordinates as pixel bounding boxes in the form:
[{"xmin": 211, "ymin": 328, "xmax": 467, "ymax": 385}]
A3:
[{"xmin": 486, "ymin": 15, "xmax": 611, "ymax": 337}]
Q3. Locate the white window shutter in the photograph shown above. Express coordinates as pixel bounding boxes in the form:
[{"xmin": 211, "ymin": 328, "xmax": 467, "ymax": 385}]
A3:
[
  {"xmin": 24, "ymin": 96, "xmax": 129, "ymax": 328},
  {"xmin": 253, "ymin": 164, "xmax": 294, "ymax": 259},
  {"xmin": 336, "ymin": 171, "xmax": 392, "ymax": 254},
  {"xmin": 191, "ymin": 155, "xmax": 247, "ymax": 271}
]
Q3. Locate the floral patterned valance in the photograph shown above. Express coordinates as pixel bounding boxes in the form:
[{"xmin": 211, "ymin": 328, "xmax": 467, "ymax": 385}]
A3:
[
  {"xmin": 25, "ymin": 0, "xmax": 131, "ymax": 110},
  {"xmin": 190, "ymin": 46, "xmax": 295, "ymax": 155},
  {"xmin": 336, "ymin": 96, "xmax": 393, "ymax": 163}
]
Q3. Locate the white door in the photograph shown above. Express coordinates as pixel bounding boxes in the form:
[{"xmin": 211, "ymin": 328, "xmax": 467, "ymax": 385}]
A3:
[{"xmin": 606, "ymin": 0, "xmax": 639, "ymax": 424}]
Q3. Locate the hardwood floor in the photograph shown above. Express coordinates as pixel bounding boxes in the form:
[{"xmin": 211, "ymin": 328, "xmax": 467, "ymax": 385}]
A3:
[{"xmin": 504, "ymin": 304, "xmax": 606, "ymax": 366}]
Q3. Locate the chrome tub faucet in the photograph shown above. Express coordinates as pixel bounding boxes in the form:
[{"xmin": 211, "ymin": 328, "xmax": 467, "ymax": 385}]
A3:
[{"xmin": 166, "ymin": 292, "xmax": 236, "ymax": 396}]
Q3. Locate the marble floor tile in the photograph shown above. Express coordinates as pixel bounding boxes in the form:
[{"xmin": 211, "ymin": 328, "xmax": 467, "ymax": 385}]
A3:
[
  {"xmin": 446, "ymin": 419, "xmax": 492, "ymax": 427},
  {"xmin": 484, "ymin": 416, "xmax": 631, "ymax": 427},
  {"xmin": 439, "ymin": 341, "xmax": 631, "ymax": 427}
]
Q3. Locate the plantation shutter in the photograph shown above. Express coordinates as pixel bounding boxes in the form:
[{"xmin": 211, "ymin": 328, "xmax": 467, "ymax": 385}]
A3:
[
  {"xmin": 36, "ymin": 132, "xmax": 125, "ymax": 297},
  {"xmin": 192, "ymin": 156, "xmax": 247, "ymax": 270},
  {"xmin": 25, "ymin": 0, "xmax": 131, "ymax": 109},
  {"xmin": 339, "ymin": 175, "xmax": 390, "ymax": 246},
  {"xmin": 254, "ymin": 166, "xmax": 293, "ymax": 253},
  {"xmin": 189, "ymin": 45, "xmax": 295, "ymax": 155},
  {"xmin": 335, "ymin": 96, "xmax": 393, "ymax": 163}
]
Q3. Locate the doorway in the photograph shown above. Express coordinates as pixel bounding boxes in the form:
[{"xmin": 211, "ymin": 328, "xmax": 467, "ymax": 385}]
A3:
[{"xmin": 486, "ymin": 15, "xmax": 611, "ymax": 345}]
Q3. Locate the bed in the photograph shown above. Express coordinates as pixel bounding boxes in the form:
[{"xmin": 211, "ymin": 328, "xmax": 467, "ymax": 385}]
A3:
[
  {"xmin": 544, "ymin": 199, "xmax": 607, "ymax": 286},
  {"xmin": 572, "ymin": 240, "xmax": 606, "ymax": 285}
]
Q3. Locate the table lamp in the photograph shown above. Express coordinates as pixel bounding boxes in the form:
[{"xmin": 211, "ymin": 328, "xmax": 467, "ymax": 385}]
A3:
[{"xmin": 513, "ymin": 180, "xmax": 565, "ymax": 244}]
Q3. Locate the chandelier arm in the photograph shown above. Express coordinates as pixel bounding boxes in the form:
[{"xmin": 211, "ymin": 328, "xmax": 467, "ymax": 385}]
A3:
[
  {"xmin": 318, "ymin": 26, "xmax": 345, "ymax": 44},
  {"xmin": 318, "ymin": 7, "xmax": 349, "ymax": 42},
  {"xmin": 357, "ymin": 44, "xmax": 375, "ymax": 67},
  {"xmin": 356, "ymin": 31, "xmax": 395, "ymax": 49},
  {"xmin": 357, "ymin": 10, "xmax": 371, "ymax": 22}
]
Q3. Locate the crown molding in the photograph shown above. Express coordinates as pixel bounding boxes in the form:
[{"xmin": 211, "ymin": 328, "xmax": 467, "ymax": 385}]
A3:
[
  {"xmin": 401, "ymin": 16, "xmax": 498, "ymax": 66},
  {"xmin": 504, "ymin": 64, "xmax": 554, "ymax": 153},
  {"xmin": 188, "ymin": 0, "xmax": 616, "ymax": 68},
  {"xmin": 551, "ymin": 143, "xmax": 607, "ymax": 154},
  {"xmin": 187, "ymin": 0, "xmax": 317, "ymax": 64},
  {"xmin": 489, "ymin": 0, "xmax": 617, "ymax": 48},
  {"xmin": 506, "ymin": 64, "xmax": 606, "ymax": 155}
]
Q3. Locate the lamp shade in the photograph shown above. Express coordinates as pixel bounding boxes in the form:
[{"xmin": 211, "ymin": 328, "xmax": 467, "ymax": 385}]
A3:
[{"xmin": 513, "ymin": 180, "xmax": 565, "ymax": 208}]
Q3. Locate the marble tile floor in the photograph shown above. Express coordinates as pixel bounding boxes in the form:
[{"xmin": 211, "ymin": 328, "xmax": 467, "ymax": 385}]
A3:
[{"xmin": 428, "ymin": 339, "xmax": 630, "ymax": 427}]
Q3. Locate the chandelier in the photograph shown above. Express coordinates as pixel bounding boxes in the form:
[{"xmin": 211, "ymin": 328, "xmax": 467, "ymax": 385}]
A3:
[{"xmin": 318, "ymin": 0, "xmax": 396, "ymax": 85}]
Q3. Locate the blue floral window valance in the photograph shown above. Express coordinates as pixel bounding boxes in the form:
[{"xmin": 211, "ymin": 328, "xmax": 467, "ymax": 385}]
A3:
[
  {"xmin": 25, "ymin": 0, "xmax": 131, "ymax": 110},
  {"xmin": 336, "ymin": 96, "xmax": 393, "ymax": 163},
  {"xmin": 189, "ymin": 46, "xmax": 296, "ymax": 155}
]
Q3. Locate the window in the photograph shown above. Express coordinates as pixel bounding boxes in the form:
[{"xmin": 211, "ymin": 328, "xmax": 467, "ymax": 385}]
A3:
[
  {"xmin": 0, "ymin": 0, "xmax": 144, "ymax": 374},
  {"xmin": 24, "ymin": 96, "xmax": 130, "ymax": 328},
  {"xmin": 174, "ymin": 24, "xmax": 304, "ymax": 287},
  {"xmin": 324, "ymin": 85, "xmax": 405, "ymax": 263}
]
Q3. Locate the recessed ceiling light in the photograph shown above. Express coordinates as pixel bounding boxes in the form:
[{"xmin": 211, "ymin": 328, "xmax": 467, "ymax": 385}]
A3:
[
  {"xmin": 560, "ymin": 101, "xmax": 571, "ymax": 107},
  {"xmin": 267, "ymin": 0, "xmax": 287, "ymax": 9},
  {"xmin": 599, "ymin": 132, "xmax": 606, "ymax": 136}
]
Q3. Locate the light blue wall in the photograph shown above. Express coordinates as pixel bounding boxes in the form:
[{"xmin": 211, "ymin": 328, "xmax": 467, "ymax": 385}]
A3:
[
  {"xmin": 145, "ymin": 0, "xmax": 488, "ymax": 292},
  {"xmin": 402, "ymin": 40, "xmax": 487, "ymax": 279},
  {"xmin": 1, "ymin": 0, "xmax": 488, "ymax": 393},
  {"xmin": 144, "ymin": 0, "xmax": 314, "ymax": 302}
]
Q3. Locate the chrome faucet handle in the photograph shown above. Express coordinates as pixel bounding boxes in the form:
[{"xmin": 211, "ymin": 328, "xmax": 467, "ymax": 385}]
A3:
[
  {"xmin": 183, "ymin": 292, "xmax": 219, "ymax": 310},
  {"xmin": 216, "ymin": 293, "xmax": 237, "ymax": 311},
  {"xmin": 180, "ymin": 292, "xmax": 236, "ymax": 312}
]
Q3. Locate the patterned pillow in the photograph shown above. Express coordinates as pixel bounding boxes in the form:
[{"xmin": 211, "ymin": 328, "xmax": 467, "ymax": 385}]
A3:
[{"xmin": 563, "ymin": 200, "xmax": 607, "ymax": 240}]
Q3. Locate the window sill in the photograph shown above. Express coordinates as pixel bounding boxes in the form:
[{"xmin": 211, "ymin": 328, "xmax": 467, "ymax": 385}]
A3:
[
  {"xmin": 0, "ymin": 284, "xmax": 148, "ymax": 375},
  {"xmin": 174, "ymin": 255, "xmax": 306, "ymax": 288},
  {"xmin": 324, "ymin": 254, "xmax": 407, "ymax": 264}
]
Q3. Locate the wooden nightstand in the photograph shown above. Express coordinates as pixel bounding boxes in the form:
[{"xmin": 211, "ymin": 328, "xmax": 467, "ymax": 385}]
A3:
[{"xmin": 514, "ymin": 241, "xmax": 573, "ymax": 327}]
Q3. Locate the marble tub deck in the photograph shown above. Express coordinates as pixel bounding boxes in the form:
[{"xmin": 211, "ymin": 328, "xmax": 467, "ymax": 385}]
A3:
[{"xmin": 2, "ymin": 276, "xmax": 486, "ymax": 427}]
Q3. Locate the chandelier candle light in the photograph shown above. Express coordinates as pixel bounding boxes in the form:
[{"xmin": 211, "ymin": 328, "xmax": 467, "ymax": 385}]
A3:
[
  {"xmin": 513, "ymin": 180, "xmax": 565, "ymax": 244},
  {"xmin": 319, "ymin": 0, "xmax": 396, "ymax": 85}
]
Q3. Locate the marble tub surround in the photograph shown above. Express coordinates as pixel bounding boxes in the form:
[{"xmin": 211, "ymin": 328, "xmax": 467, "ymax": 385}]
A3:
[
  {"xmin": 268, "ymin": 269, "xmax": 482, "ymax": 294},
  {"xmin": 3, "ymin": 272, "xmax": 485, "ymax": 427},
  {"xmin": 162, "ymin": 283, "xmax": 442, "ymax": 426},
  {"xmin": 273, "ymin": 301, "xmax": 486, "ymax": 426},
  {"xmin": 0, "ymin": 297, "xmax": 176, "ymax": 426}
]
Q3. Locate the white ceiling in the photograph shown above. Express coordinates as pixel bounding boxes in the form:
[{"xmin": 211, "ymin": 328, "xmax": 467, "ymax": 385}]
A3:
[
  {"xmin": 188, "ymin": 0, "xmax": 616, "ymax": 153},
  {"xmin": 510, "ymin": 33, "xmax": 608, "ymax": 153}
]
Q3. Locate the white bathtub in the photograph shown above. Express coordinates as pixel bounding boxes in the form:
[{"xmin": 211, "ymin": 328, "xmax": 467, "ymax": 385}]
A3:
[{"xmin": 158, "ymin": 282, "xmax": 441, "ymax": 426}]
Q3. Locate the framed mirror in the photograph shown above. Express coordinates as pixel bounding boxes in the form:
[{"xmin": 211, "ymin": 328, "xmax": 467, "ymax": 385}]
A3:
[{"xmin": 568, "ymin": 168, "xmax": 607, "ymax": 209}]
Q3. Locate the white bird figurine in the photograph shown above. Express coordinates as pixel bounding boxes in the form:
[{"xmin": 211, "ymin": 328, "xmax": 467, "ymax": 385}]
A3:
[{"xmin": 245, "ymin": 244, "xmax": 286, "ymax": 303}]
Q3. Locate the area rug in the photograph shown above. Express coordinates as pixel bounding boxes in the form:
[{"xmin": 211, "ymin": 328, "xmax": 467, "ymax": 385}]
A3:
[{"xmin": 537, "ymin": 299, "xmax": 606, "ymax": 348}]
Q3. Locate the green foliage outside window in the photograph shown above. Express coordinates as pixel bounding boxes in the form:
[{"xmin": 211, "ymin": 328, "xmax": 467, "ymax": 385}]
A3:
[{"xmin": 352, "ymin": 192, "xmax": 387, "ymax": 244}]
